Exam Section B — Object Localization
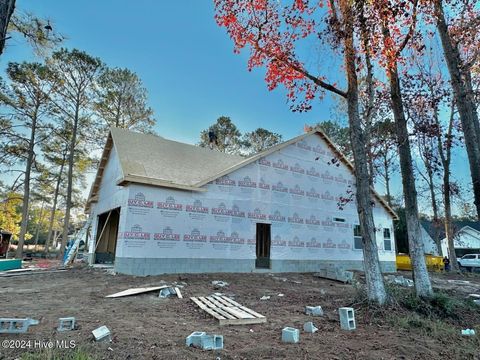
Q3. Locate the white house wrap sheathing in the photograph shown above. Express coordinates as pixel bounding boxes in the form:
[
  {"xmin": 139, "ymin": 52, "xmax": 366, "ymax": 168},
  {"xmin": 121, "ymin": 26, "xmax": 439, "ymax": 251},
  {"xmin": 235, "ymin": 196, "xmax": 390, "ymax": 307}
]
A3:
[{"xmin": 88, "ymin": 129, "xmax": 396, "ymax": 275}]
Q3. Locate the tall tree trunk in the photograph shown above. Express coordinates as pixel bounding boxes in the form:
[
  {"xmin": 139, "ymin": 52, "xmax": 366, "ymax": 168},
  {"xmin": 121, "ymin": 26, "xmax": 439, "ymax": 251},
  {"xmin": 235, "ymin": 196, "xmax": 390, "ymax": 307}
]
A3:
[
  {"xmin": 383, "ymin": 152, "xmax": 392, "ymax": 206},
  {"xmin": 34, "ymin": 201, "xmax": 45, "ymax": 247},
  {"xmin": 16, "ymin": 107, "xmax": 38, "ymax": 259},
  {"xmin": 387, "ymin": 61, "xmax": 433, "ymax": 298},
  {"xmin": 59, "ymin": 105, "xmax": 79, "ymax": 258},
  {"xmin": 44, "ymin": 154, "xmax": 66, "ymax": 254},
  {"xmin": 436, "ymin": 102, "xmax": 457, "ymax": 268},
  {"xmin": 425, "ymin": 161, "xmax": 442, "ymax": 256},
  {"xmin": 0, "ymin": 0, "xmax": 15, "ymax": 56},
  {"xmin": 342, "ymin": 0, "xmax": 387, "ymax": 304},
  {"xmin": 443, "ymin": 178, "xmax": 457, "ymax": 270},
  {"xmin": 435, "ymin": 0, "xmax": 480, "ymax": 220}
]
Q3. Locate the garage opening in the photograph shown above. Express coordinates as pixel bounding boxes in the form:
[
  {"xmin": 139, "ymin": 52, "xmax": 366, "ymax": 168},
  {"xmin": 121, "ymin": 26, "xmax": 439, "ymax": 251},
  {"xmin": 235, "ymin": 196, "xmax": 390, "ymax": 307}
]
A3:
[
  {"xmin": 256, "ymin": 223, "xmax": 271, "ymax": 269},
  {"xmin": 94, "ymin": 208, "xmax": 120, "ymax": 264}
]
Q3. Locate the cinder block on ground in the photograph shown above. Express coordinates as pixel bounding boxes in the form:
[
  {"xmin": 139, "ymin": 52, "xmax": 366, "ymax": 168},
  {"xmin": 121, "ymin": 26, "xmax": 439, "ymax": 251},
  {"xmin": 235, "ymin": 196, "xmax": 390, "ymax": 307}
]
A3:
[
  {"xmin": 0, "ymin": 318, "xmax": 39, "ymax": 334},
  {"xmin": 305, "ymin": 306, "xmax": 323, "ymax": 316},
  {"xmin": 339, "ymin": 307, "xmax": 356, "ymax": 331},
  {"xmin": 92, "ymin": 325, "xmax": 111, "ymax": 342},
  {"xmin": 57, "ymin": 317, "xmax": 76, "ymax": 332},
  {"xmin": 282, "ymin": 327, "xmax": 300, "ymax": 343},
  {"xmin": 303, "ymin": 321, "xmax": 318, "ymax": 333},
  {"xmin": 200, "ymin": 334, "xmax": 224, "ymax": 350},
  {"xmin": 159, "ymin": 287, "xmax": 177, "ymax": 298},
  {"xmin": 186, "ymin": 331, "xmax": 206, "ymax": 347}
]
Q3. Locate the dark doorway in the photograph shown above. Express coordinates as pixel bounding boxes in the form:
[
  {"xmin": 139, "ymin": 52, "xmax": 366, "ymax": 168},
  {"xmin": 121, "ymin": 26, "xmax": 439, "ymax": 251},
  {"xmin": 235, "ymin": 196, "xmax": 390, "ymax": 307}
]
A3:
[
  {"xmin": 94, "ymin": 208, "xmax": 120, "ymax": 264},
  {"xmin": 256, "ymin": 223, "xmax": 271, "ymax": 268}
]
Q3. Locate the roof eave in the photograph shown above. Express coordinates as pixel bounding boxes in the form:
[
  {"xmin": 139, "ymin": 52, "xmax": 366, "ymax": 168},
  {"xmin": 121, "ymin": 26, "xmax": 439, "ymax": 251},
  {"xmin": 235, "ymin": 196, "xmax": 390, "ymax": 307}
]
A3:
[{"xmin": 118, "ymin": 174, "xmax": 207, "ymax": 192}]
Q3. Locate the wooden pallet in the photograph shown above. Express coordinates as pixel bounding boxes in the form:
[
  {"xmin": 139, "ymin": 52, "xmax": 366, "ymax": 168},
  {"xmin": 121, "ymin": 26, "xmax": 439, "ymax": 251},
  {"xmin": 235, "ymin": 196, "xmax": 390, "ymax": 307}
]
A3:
[{"xmin": 190, "ymin": 295, "xmax": 267, "ymax": 325}]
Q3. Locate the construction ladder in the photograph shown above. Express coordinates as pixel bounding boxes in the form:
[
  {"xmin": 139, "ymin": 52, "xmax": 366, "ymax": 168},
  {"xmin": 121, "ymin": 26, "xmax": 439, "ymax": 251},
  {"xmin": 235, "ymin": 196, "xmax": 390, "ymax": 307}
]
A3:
[{"xmin": 63, "ymin": 217, "xmax": 92, "ymax": 266}]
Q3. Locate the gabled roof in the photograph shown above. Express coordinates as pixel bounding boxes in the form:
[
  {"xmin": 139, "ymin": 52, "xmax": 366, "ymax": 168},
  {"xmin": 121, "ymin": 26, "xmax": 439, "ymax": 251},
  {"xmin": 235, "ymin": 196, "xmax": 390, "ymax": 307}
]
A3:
[
  {"xmin": 420, "ymin": 220, "xmax": 480, "ymax": 240},
  {"xmin": 86, "ymin": 127, "xmax": 397, "ymax": 219}
]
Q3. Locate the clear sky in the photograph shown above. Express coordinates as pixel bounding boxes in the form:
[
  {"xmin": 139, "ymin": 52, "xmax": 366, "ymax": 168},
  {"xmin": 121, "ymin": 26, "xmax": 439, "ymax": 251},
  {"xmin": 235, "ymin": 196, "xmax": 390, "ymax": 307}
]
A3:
[
  {"xmin": 2, "ymin": 0, "xmax": 475, "ymax": 215},
  {"xmin": 4, "ymin": 0, "xmax": 339, "ymax": 144}
]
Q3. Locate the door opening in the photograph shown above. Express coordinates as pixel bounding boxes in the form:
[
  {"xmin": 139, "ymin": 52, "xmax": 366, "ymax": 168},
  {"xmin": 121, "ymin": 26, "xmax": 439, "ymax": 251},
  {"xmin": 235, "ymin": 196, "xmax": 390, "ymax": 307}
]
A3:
[
  {"xmin": 94, "ymin": 208, "xmax": 120, "ymax": 264},
  {"xmin": 256, "ymin": 223, "xmax": 271, "ymax": 268}
]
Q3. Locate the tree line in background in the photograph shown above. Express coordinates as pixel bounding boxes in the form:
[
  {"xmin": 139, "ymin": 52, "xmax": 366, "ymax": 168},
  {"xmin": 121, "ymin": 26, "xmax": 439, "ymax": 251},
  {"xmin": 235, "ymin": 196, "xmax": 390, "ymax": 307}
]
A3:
[
  {"xmin": 215, "ymin": 0, "xmax": 480, "ymax": 304},
  {"xmin": 0, "ymin": 7, "xmax": 156, "ymax": 259}
]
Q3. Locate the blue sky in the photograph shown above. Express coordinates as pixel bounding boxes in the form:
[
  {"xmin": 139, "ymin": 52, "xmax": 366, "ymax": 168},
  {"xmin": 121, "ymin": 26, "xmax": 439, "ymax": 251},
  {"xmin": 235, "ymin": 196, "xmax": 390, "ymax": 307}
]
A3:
[
  {"xmin": 1, "ymin": 1, "xmax": 475, "ymax": 215},
  {"xmin": 4, "ymin": 0, "xmax": 338, "ymax": 144}
]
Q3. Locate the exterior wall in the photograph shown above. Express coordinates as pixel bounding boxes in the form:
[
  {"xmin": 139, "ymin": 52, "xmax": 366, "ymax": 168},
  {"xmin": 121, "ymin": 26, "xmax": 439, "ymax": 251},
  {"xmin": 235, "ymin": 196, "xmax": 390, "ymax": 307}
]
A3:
[
  {"xmin": 441, "ymin": 227, "xmax": 480, "ymax": 256},
  {"xmin": 112, "ymin": 133, "xmax": 396, "ymax": 275},
  {"xmin": 421, "ymin": 226, "xmax": 439, "ymax": 255},
  {"xmin": 88, "ymin": 147, "xmax": 129, "ymax": 263}
]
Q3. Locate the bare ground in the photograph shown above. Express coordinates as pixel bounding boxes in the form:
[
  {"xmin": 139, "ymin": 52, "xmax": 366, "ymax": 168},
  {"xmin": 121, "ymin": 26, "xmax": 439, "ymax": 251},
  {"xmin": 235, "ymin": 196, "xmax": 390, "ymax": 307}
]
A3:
[{"xmin": 1, "ymin": 264, "xmax": 480, "ymax": 360}]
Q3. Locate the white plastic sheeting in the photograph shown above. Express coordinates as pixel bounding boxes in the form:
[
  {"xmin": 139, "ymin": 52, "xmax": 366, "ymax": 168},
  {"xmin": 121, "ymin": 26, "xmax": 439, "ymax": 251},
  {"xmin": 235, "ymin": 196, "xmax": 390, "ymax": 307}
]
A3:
[{"xmin": 99, "ymin": 133, "xmax": 395, "ymax": 263}]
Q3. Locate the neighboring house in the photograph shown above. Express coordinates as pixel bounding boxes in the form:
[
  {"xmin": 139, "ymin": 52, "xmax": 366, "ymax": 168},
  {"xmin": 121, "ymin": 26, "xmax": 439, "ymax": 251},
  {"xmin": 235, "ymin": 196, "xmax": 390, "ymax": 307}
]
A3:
[
  {"xmin": 420, "ymin": 220, "xmax": 480, "ymax": 257},
  {"xmin": 85, "ymin": 127, "xmax": 397, "ymax": 276}
]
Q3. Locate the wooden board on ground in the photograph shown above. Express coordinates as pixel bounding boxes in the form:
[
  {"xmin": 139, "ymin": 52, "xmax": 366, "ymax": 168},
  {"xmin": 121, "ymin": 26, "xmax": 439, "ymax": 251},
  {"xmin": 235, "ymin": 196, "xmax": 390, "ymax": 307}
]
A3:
[
  {"xmin": 190, "ymin": 295, "xmax": 266, "ymax": 325},
  {"xmin": 174, "ymin": 287, "xmax": 183, "ymax": 299},
  {"xmin": 106, "ymin": 285, "xmax": 168, "ymax": 298}
]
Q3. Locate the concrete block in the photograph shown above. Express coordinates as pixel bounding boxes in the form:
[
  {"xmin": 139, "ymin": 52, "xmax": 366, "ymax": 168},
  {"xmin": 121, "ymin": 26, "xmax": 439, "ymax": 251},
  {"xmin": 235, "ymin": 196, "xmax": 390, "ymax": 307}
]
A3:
[
  {"xmin": 339, "ymin": 307, "xmax": 355, "ymax": 331},
  {"xmin": 303, "ymin": 321, "xmax": 318, "ymax": 333},
  {"xmin": 282, "ymin": 327, "xmax": 300, "ymax": 343},
  {"xmin": 200, "ymin": 334, "xmax": 224, "ymax": 350},
  {"xmin": 186, "ymin": 331, "xmax": 206, "ymax": 347},
  {"xmin": 57, "ymin": 317, "xmax": 76, "ymax": 332},
  {"xmin": 0, "ymin": 318, "xmax": 39, "ymax": 334},
  {"xmin": 305, "ymin": 306, "xmax": 323, "ymax": 316},
  {"xmin": 159, "ymin": 287, "xmax": 177, "ymax": 298},
  {"xmin": 92, "ymin": 325, "xmax": 111, "ymax": 342},
  {"xmin": 461, "ymin": 329, "xmax": 476, "ymax": 336}
]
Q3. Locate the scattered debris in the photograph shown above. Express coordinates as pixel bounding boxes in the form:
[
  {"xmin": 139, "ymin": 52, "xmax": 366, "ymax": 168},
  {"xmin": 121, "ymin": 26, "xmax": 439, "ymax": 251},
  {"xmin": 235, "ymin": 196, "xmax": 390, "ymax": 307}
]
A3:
[
  {"xmin": 57, "ymin": 317, "xmax": 76, "ymax": 332},
  {"xmin": 291, "ymin": 280, "xmax": 302, "ymax": 284},
  {"xmin": 278, "ymin": 293, "xmax": 285, "ymax": 297},
  {"xmin": 303, "ymin": 321, "xmax": 318, "ymax": 333},
  {"xmin": 313, "ymin": 264, "xmax": 354, "ymax": 283},
  {"xmin": 385, "ymin": 275, "xmax": 414, "ymax": 287},
  {"xmin": 0, "ymin": 318, "xmax": 39, "ymax": 334},
  {"xmin": 282, "ymin": 327, "xmax": 299, "ymax": 343},
  {"xmin": 92, "ymin": 325, "xmax": 111, "ymax": 342},
  {"xmin": 272, "ymin": 276, "xmax": 288, "ymax": 282},
  {"xmin": 0, "ymin": 269, "xmax": 67, "ymax": 277},
  {"xmin": 191, "ymin": 294, "xmax": 266, "ymax": 325},
  {"xmin": 339, "ymin": 307, "xmax": 356, "ymax": 331},
  {"xmin": 305, "ymin": 306, "xmax": 323, "ymax": 316},
  {"xmin": 468, "ymin": 294, "xmax": 480, "ymax": 299},
  {"xmin": 106, "ymin": 286, "xmax": 168, "ymax": 298},
  {"xmin": 461, "ymin": 329, "xmax": 476, "ymax": 336},
  {"xmin": 447, "ymin": 280, "xmax": 471, "ymax": 285},
  {"xmin": 260, "ymin": 296, "xmax": 270, "ymax": 301},
  {"xmin": 159, "ymin": 287, "xmax": 175, "ymax": 298},
  {"xmin": 186, "ymin": 331, "xmax": 224, "ymax": 350},
  {"xmin": 212, "ymin": 280, "xmax": 229, "ymax": 289},
  {"xmin": 106, "ymin": 269, "xmax": 116, "ymax": 276},
  {"xmin": 473, "ymin": 300, "xmax": 480, "ymax": 306}
]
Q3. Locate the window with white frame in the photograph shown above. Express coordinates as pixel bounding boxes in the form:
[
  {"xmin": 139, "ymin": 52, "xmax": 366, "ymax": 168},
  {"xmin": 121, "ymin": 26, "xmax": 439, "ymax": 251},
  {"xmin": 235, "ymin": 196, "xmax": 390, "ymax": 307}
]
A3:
[
  {"xmin": 383, "ymin": 228, "xmax": 392, "ymax": 251},
  {"xmin": 353, "ymin": 224, "xmax": 363, "ymax": 250}
]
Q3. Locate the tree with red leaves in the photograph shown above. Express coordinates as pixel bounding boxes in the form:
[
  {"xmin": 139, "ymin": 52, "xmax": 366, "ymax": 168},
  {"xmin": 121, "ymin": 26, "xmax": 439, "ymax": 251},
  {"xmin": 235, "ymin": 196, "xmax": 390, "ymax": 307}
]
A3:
[{"xmin": 215, "ymin": 0, "xmax": 388, "ymax": 304}]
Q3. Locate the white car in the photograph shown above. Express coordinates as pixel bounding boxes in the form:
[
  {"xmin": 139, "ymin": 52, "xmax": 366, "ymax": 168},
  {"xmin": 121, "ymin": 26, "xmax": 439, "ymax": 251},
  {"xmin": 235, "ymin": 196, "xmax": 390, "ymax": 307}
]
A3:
[{"xmin": 457, "ymin": 254, "xmax": 480, "ymax": 271}]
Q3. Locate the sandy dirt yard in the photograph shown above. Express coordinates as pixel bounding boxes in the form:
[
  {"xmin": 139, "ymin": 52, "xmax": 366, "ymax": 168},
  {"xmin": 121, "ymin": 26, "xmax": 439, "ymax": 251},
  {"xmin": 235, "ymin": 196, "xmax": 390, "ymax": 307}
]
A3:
[{"xmin": 1, "ymin": 264, "xmax": 480, "ymax": 360}]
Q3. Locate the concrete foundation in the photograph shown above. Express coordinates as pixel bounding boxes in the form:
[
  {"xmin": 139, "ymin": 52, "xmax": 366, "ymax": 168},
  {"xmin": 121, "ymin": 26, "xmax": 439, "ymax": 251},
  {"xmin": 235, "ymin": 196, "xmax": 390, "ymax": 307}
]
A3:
[{"xmin": 113, "ymin": 257, "xmax": 396, "ymax": 276}]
